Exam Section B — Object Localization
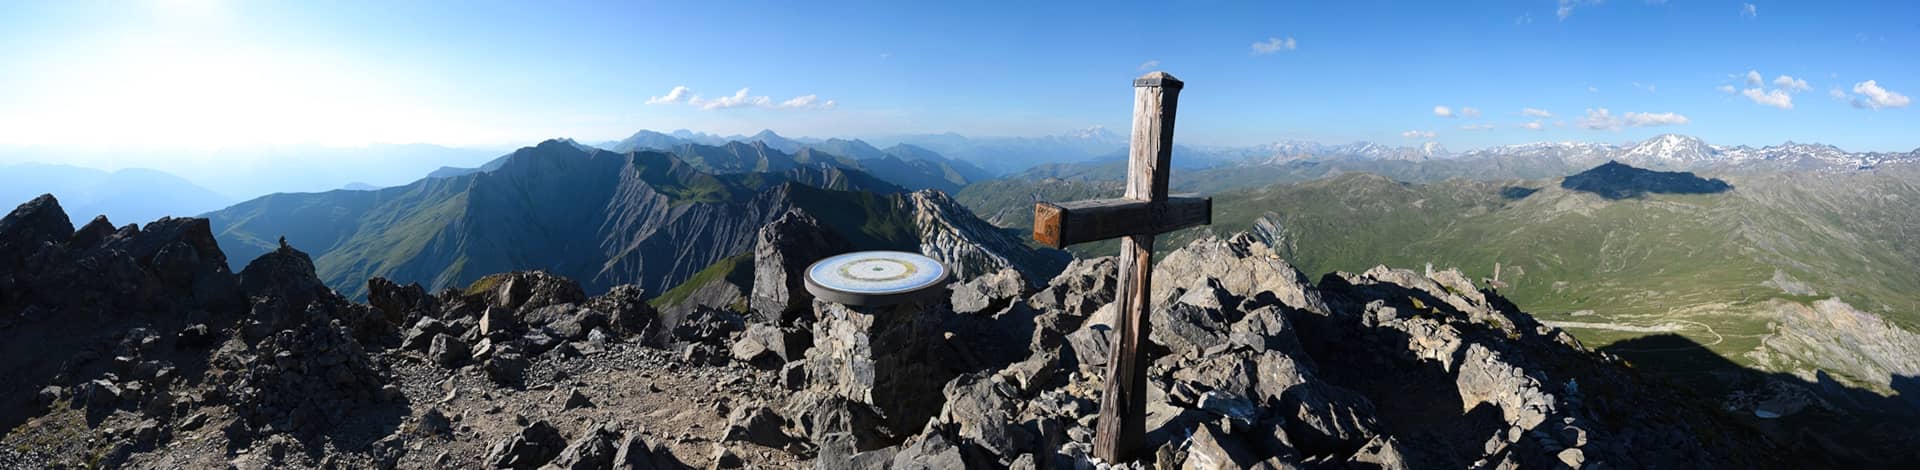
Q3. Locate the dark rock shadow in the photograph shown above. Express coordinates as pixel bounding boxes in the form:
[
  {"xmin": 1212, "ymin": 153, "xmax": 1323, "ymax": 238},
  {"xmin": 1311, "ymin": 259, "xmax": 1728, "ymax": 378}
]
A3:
[
  {"xmin": 1311, "ymin": 269, "xmax": 1920, "ymax": 468},
  {"xmin": 1559, "ymin": 161, "xmax": 1732, "ymax": 200},
  {"xmin": 1599, "ymin": 334, "xmax": 1920, "ymax": 467},
  {"xmin": 1499, "ymin": 186, "xmax": 1539, "ymax": 200}
]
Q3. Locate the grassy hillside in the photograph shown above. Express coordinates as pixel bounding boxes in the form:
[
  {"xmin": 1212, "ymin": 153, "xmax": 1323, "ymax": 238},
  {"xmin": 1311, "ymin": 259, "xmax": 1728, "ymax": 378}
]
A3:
[{"xmin": 957, "ymin": 165, "xmax": 1920, "ymax": 391}]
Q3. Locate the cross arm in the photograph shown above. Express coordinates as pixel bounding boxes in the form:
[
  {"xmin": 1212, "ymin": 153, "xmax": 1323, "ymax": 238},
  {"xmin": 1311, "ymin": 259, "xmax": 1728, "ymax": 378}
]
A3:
[{"xmin": 1032, "ymin": 195, "xmax": 1211, "ymax": 248}]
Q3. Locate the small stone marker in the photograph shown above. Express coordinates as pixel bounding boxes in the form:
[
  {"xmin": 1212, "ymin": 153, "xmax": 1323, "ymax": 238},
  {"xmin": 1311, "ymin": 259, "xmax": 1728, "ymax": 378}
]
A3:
[
  {"xmin": 803, "ymin": 250, "xmax": 950, "ymax": 306},
  {"xmin": 1032, "ymin": 71, "xmax": 1211, "ymax": 463}
]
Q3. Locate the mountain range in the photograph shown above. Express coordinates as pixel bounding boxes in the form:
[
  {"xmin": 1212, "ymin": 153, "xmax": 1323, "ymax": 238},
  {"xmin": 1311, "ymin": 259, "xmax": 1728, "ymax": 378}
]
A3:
[
  {"xmin": 205, "ymin": 139, "xmax": 1065, "ymax": 300},
  {"xmin": 0, "ymin": 143, "xmax": 500, "ymax": 200},
  {"xmin": 0, "ymin": 163, "xmax": 233, "ymax": 226},
  {"xmin": 961, "ymin": 158, "xmax": 1920, "ymax": 405},
  {"xmin": 980, "ymin": 134, "xmax": 1920, "ymax": 200}
]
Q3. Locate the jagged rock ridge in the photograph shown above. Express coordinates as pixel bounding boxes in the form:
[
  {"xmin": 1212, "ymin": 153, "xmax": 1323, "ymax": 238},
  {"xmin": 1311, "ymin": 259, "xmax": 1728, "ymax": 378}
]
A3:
[
  {"xmin": 207, "ymin": 140, "xmax": 1066, "ymax": 300},
  {"xmin": 3, "ymin": 194, "xmax": 1912, "ymax": 468}
]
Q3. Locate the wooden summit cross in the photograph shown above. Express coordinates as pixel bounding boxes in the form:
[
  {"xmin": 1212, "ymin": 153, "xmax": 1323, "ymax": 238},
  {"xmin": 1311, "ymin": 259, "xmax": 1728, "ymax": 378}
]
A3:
[{"xmin": 1033, "ymin": 71, "xmax": 1211, "ymax": 462}]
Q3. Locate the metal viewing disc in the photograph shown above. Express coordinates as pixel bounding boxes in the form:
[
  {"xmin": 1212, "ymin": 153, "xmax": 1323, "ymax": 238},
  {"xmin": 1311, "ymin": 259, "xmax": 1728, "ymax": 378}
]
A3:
[{"xmin": 804, "ymin": 251, "xmax": 950, "ymax": 306}]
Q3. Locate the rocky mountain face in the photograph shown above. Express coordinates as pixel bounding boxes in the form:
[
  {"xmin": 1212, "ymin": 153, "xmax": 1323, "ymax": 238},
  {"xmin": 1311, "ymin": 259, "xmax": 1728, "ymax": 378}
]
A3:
[
  {"xmin": 9, "ymin": 192, "xmax": 1901, "ymax": 468},
  {"xmin": 207, "ymin": 140, "xmax": 1063, "ymax": 300}
]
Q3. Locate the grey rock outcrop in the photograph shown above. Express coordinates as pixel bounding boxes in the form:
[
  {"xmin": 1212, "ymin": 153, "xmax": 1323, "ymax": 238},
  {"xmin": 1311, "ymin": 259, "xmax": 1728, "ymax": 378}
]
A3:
[
  {"xmin": 950, "ymin": 267, "xmax": 1029, "ymax": 315},
  {"xmin": 216, "ymin": 317, "xmax": 391, "ymax": 441},
  {"xmin": 487, "ymin": 420, "xmax": 566, "ymax": 469},
  {"xmin": 801, "ymin": 299, "xmax": 962, "ymax": 440},
  {"xmin": 749, "ymin": 209, "xmax": 850, "ymax": 323},
  {"xmin": 847, "ymin": 233, "xmax": 1784, "ymax": 469}
]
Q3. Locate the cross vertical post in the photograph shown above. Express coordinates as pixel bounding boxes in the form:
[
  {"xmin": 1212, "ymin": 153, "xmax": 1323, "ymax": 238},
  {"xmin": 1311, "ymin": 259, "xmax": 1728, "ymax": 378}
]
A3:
[{"xmin": 1032, "ymin": 71, "xmax": 1206, "ymax": 463}]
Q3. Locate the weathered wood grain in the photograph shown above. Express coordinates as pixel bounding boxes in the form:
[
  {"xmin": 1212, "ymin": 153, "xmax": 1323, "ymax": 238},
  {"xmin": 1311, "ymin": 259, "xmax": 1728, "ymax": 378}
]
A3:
[
  {"xmin": 1031, "ymin": 196, "xmax": 1210, "ymax": 248},
  {"xmin": 1090, "ymin": 71, "xmax": 1185, "ymax": 463}
]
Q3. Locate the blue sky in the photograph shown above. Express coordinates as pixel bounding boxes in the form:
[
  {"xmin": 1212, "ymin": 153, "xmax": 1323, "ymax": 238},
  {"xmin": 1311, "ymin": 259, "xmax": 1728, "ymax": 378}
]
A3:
[{"xmin": 0, "ymin": 0, "xmax": 1914, "ymax": 152}]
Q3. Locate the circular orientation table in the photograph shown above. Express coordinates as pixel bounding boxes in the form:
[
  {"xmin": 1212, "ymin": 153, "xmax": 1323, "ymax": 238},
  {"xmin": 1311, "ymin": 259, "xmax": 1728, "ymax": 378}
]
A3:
[{"xmin": 804, "ymin": 251, "xmax": 950, "ymax": 306}]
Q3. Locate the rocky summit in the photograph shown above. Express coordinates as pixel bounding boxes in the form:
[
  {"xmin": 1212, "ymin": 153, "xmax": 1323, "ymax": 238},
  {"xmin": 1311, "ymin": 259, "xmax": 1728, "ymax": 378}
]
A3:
[{"xmin": 0, "ymin": 193, "xmax": 1909, "ymax": 469}]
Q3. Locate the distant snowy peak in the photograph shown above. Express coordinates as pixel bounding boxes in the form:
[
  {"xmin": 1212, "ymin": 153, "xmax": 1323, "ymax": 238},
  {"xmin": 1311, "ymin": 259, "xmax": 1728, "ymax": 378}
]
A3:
[
  {"xmin": 1066, "ymin": 125, "xmax": 1121, "ymax": 143},
  {"xmin": 1229, "ymin": 134, "xmax": 1916, "ymax": 172},
  {"xmin": 1616, "ymin": 134, "xmax": 1718, "ymax": 165}
]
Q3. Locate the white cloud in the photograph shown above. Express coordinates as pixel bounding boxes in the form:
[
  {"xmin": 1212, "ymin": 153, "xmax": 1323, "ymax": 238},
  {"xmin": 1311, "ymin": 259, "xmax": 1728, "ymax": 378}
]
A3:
[
  {"xmin": 1579, "ymin": 108, "xmax": 1619, "ymax": 130},
  {"xmin": 1557, "ymin": 0, "xmax": 1603, "ymax": 20},
  {"xmin": 1740, "ymin": 3, "xmax": 1757, "ymax": 18},
  {"xmin": 1624, "ymin": 111, "xmax": 1690, "ymax": 127},
  {"xmin": 1515, "ymin": 13, "xmax": 1534, "ymax": 25},
  {"xmin": 1521, "ymin": 121, "xmax": 1545, "ymax": 130},
  {"xmin": 1587, "ymin": 86, "xmax": 1599, "ymax": 93},
  {"xmin": 654, "ymin": 87, "xmax": 837, "ymax": 111},
  {"xmin": 1830, "ymin": 88, "xmax": 1848, "ymax": 99},
  {"xmin": 1401, "ymin": 130, "xmax": 1436, "ymax": 139},
  {"xmin": 1742, "ymin": 88, "xmax": 1794, "ymax": 109},
  {"xmin": 1773, "ymin": 75, "xmax": 1810, "ymax": 92},
  {"xmin": 1459, "ymin": 124, "xmax": 1495, "ymax": 131},
  {"xmin": 1717, "ymin": 85, "xmax": 1737, "ymax": 94},
  {"xmin": 1138, "ymin": 60, "xmax": 1160, "ymax": 71},
  {"xmin": 1522, "ymin": 107, "xmax": 1553, "ymax": 118},
  {"xmin": 777, "ymin": 94, "xmax": 836, "ymax": 110},
  {"xmin": 1251, "ymin": 37, "xmax": 1297, "ymax": 55},
  {"xmin": 1579, "ymin": 108, "xmax": 1687, "ymax": 129},
  {"xmin": 1745, "ymin": 70, "xmax": 1764, "ymax": 87},
  {"xmin": 1851, "ymin": 80, "xmax": 1912, "ymax": 109},
  {"xmin": 689, "ymin": 88, "xmax": 771, "ymax": 110},
  {"xmin": 1460, "ymin": 106, "xmax": 1482, "ymax": 118},
  {"xmin": 1433, "ymin": 105, "xmax": 1454, "ymax": 118},
  {"xmin": 645, "ymin": 86, "xmax": 692, "ymax": 105}
]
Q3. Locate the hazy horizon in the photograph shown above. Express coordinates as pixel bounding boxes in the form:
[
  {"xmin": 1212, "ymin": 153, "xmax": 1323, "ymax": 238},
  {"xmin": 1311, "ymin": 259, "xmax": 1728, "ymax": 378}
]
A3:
[{"xmin": 0, "ymin": 0, "xmax": 1915, "ymax": 166}]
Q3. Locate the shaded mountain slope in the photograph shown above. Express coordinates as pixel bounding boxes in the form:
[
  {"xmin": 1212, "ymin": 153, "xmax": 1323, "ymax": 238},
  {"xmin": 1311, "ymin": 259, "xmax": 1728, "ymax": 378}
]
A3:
[
  {"xmin": 0, "ymin": 163, "xmax": 234, "ymax": 226},
  {"xmin": 1559, "ymin": 161, "xmax": 1732, "ymax": 199},
  {"xmin": 207, "ymin": 140, "xmax": 1063, "ymax": 300}
]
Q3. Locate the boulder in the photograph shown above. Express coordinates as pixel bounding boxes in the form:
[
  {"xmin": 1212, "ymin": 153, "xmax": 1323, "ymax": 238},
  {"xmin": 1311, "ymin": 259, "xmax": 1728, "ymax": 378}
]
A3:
[
  {"xmin": 1183, "ymin": 423, "xmax": 1256, "ymax": 470},
  {"xmin": 720, "ymin": 406, "xmax": 792, "ymax": 449},
  {"xmin": 749, "ymin": 209, "xmax": 851, "ymax": 323},
  {"xmin": 731, "ymin": 323, "xmax": 810, "ymax": 369},
  {"xmin": 68, "ymin": 214, "xmax": 114, "ymax": 249},
  {"xmin": 1151, "ymin": 233, "xmax": 1329, "ymax": 315},
  {"xmin": 888, "ymin": 432, "xmax": 968, "ymax": 469},
  {"xmin": 587, "ymin": 284, "xmax": 657, "ymax": 338},
  {"xmin": 486, "ymin": 420, "xmax": 566, "ymax": 469},
  {"xmin": 548, "ymin": 424, "xmax": 621, "ymax": 470},
  {"xmin": 430, "ymin": 334, "xmax": 470, "ymax": 368},
  {"xmin": 785, "ymin": 392, "xmax": 892, "ymax": 452},
  {"xmin": 937, "ymin": 372, "xmax": 1031, "ymax": 459},
  {"xmin": 367, "ymin": 277, "xmax": 434, "ymax": 326},
  {"xmin": 483, "ymin": 271, "xmax": 587, "ymax": 314},
  {"xmin": 480, "ymin": 306, "xmax": 514, "ymax": 336},
  {"xmin": 670, "ymin": 307, "xmax": 746, "ymax": 345},
  {"xmin": 401, "ymin": 317, "xmax": 450, "ymax": 351},
  {"xmin": 0, "ymin": 195, "xmax": 75, "ymax": 264},
  {"xmin": 949, "ymin": 267, "xmax": 1028, "ymax": 315},
  {"xmin": 562, "ymin": 388, "xmax": 594, "ymax": 410},
  {"xmin": 237, "ymin": 239, "xmax": 332, "ymax": 327},
  {"xmin": 612, "ymin": 434, "xmax": 659, "ymax": 470}
]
